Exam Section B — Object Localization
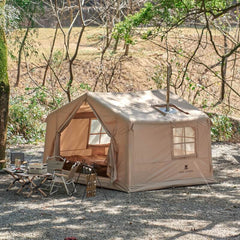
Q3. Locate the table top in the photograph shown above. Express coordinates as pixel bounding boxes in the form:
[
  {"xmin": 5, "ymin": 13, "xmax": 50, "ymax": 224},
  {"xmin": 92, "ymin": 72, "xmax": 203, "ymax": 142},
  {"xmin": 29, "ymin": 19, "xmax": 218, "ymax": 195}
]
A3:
[{"xmin": 3, "ymin": 167, "xmax": 52, "ymax": 178}]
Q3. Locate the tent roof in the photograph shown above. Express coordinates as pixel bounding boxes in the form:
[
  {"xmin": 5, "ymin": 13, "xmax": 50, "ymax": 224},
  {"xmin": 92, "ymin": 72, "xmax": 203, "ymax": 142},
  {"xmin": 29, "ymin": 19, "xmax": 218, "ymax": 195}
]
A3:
[
  {"xmin": 87, "ymin": 89, "xmax": 207, "ymax": 123},
  {"xmin": 47, "ymin": 89, "xmax": 208, "ymax": 124}
]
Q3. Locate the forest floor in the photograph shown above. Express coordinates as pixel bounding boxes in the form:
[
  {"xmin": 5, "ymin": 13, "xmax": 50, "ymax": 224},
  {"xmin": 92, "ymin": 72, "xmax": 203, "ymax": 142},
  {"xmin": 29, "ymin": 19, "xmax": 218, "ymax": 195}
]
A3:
[{"xmin": 0, "ymin": 142, "xmax": 240, "ymax": 240}]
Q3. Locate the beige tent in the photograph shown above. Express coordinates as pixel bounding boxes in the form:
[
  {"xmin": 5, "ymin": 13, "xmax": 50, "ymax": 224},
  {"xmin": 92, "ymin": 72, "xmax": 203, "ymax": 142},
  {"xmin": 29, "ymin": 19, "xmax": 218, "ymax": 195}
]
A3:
[{"xmin": 43, "ymin": 90, "xmax": 214, "ymax": 192}]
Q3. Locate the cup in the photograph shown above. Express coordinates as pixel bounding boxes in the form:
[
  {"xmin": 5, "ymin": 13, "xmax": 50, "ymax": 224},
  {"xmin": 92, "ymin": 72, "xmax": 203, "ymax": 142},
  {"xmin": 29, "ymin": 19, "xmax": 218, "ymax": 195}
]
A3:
[{"xmin": 15, "ymin": 159, "xmax": 21, "ymax": 168}]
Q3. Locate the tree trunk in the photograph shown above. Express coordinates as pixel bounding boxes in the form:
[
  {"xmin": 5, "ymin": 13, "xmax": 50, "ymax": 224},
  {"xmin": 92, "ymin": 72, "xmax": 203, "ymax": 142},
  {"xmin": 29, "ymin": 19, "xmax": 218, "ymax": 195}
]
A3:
[
  {"xmin": 0, "ymin": 0, "xmax": 10, "ymax": 160},
  {"xmin": 220, "ymin": 35, "xmax": 228, "ymax": 102},
  {"xmin": 15, "ymin": 17, "xmax": 32, "ymax": 87}
]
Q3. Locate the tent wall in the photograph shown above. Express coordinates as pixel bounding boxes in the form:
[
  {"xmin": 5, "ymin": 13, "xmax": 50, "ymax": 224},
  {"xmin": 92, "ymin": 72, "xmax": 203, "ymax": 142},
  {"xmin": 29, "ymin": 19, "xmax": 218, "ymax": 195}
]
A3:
[{"xmin": 129, "ymin": 118, "xmax": 213, "ymax": 192}]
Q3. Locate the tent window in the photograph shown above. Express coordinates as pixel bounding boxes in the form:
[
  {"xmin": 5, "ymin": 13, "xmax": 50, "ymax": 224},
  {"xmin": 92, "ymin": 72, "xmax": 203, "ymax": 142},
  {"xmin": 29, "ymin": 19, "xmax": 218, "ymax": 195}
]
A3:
[
  {"xmin": 173, "ymin": 127, "xmax": 196, "ymax": 157},
  {"xmin": 88, "ymin": 119, "xmax": 111, "ymax": 145}
]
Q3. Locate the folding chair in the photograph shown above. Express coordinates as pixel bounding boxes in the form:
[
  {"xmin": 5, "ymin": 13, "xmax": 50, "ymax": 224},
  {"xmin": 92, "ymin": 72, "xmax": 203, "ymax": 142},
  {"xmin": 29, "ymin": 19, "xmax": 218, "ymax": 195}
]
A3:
[
  {"xmin": 49, "ymin": 162, "xmax": 80, "ymax": 196},
  {"xmin": 38, "ymin": 156, "xmax": 66, "ymax": 191},
  {"xmin": 47, "ymin": 156, "xmax": 65, "ymax": 174}
]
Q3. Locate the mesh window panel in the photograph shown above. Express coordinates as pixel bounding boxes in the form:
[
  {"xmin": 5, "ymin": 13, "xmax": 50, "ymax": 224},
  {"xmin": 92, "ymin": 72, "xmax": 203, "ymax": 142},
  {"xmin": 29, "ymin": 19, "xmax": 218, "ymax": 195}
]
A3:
[
  {"xmin": 173, "ymin": 127, "xmax": 184, "ymax": 137},
  {"xmin": 173, "ymin": 144, "xmax": 185, "ymax": 156},
  {"xmin": 173, "ymin": 136, "xmax": 184, "ymax": 144},
  {"xmin": 100, "ymin": 134, "xmax": 111, "ymax": 144},
  {"xmin": 185, "ymin": 127, "xmax": 195, "ymax": 138},
  {"xmin": 89, "ymin": 135, "xmax": 100, "ymax": 145},
  {"xmin": 90, "ymin": 119, "xmax": 101, "ymax": 134},
  {"xmin": 185, "ymin": 143, "xmax": 195, "ymax": 155}
]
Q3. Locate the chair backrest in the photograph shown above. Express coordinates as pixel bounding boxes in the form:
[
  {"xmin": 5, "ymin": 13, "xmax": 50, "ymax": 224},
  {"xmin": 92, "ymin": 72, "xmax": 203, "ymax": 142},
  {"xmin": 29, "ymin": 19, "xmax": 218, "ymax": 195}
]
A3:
[
  {"xmin": 47, "ymin": 156, "xmax": 65, "ymax": 174},
  {"xmin": 67, "ymin": 162, "xmax": 79, "ymax": 180},
  {"xmin": 10, "ymin": 152, "xmax": 24, "ymax": 165}
]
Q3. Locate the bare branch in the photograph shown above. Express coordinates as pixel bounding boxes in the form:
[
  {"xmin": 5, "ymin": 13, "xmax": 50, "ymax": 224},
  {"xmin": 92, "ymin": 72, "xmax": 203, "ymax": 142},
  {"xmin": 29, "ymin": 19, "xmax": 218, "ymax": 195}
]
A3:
[{"xmin": 177, "ymin": 26, "xmax": 206, "ymax": 89}]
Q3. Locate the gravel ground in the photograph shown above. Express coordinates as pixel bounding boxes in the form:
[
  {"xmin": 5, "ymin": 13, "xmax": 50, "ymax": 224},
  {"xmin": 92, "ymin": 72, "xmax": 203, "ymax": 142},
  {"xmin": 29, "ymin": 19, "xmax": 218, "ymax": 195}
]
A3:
[{"xmin": 0, "ymin": 142, "xmax": 240, "ymax": 240}]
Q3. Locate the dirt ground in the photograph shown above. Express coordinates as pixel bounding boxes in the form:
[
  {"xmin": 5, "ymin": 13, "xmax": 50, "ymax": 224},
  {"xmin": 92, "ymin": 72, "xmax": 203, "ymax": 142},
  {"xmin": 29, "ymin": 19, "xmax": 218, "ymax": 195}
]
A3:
[{"xmin": 0, "ymin": 142, "xmax": 240, "ymax": 240}]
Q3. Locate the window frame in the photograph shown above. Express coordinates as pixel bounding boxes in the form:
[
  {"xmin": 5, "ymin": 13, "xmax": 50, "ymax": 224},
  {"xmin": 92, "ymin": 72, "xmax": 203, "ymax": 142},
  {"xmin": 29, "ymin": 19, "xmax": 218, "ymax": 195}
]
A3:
[
  {"xmin": 87, "ymin": 118, "xmax": 111, "ymax": 146},
  {"xmin": 172, "ymin": 126, "xmax": 197, "ymax": 159}
]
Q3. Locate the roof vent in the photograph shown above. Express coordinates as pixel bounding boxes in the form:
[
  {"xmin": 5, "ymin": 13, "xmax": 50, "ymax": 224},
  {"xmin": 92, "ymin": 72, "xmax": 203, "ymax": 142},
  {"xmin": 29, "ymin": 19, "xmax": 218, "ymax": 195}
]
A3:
[{"xmin": 152, "ymin": 104, "xmax": 189, "ymax": 116}]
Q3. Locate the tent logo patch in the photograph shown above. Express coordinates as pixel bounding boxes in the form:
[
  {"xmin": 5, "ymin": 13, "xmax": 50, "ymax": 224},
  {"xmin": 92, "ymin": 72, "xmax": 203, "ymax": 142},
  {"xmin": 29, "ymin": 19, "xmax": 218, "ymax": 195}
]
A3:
[{"xmin": 179, "ymin": 164, "xmax": 194, "ymax": 174}]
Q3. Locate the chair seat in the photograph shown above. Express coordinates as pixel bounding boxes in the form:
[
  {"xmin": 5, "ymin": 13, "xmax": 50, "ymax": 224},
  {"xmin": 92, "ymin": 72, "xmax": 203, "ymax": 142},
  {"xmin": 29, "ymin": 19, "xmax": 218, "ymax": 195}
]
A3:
[
  {"xmin": 49, "ymin": 162, "xmax": 80, "ymax": 196},
  {"xmin": 54, "ymin": 173, "xmax": 68, "ymax": 178}
]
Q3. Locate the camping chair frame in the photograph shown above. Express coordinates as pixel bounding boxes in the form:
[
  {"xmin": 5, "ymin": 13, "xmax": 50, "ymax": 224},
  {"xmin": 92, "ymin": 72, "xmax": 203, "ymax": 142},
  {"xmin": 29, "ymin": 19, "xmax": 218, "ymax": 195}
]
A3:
[
  {"xmin": 39, "ymin": 155, "xmax": 66, "ymax": 192},
  {"xmin": 46, "ymin": 155, "xmax": 66, "ymax": 174},
  {"xmin": 49, "ymin": 162, "xmax": 80, "ymax": 196}
]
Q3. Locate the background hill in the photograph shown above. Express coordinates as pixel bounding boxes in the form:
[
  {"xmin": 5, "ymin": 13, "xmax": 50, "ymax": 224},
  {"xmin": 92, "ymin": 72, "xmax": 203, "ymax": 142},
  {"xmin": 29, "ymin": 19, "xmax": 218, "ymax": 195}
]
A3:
[{"xmin": 6, "ymin": 27, "xmax": 240, "ymax": 144}]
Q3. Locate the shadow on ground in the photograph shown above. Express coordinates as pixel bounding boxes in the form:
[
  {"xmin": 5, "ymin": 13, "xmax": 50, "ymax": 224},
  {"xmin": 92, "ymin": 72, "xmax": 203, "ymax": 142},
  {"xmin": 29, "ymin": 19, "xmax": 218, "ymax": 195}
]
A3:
[{"xmin": 0, "ymin": 142, "xmax": 239, "ymax": 240}]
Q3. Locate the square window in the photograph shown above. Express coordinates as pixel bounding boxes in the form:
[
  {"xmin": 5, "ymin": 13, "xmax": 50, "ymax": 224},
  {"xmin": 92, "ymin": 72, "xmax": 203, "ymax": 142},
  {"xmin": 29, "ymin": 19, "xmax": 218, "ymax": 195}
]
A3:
[
  {"xmin": 173, "ymin": 127, "xmax": 196, "ymax": 157},
  {"xmin": 88, "ymin": 119, "xmax": 110, "ymax": 145}
]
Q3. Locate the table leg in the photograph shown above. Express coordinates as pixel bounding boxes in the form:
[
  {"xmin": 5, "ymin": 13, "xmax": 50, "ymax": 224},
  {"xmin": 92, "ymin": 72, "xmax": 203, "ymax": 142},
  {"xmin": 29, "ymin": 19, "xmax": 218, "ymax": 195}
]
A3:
[
  {"xmin": 17, "ymin": 178, "xmax": 30, "ymax": 194},
  {"xmin": 7, "ymin": 178, "xmax": 20, "ymax": 191},
  {"xmin": 27, "ymin": 176, "xmax": 37, "ymax": 197},
  {"xmin": 28, "ymin": 176, "xmax": 48, "ymax": 197},
  {"xmin": 5, "ymin": 171, "xmax": 23, "ymax": 191}
]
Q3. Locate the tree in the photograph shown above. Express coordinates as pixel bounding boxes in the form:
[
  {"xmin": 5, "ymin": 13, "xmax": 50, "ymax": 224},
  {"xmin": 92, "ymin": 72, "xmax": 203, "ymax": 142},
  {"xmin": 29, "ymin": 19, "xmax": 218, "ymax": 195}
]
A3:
[
  {"xmin": 7, "ymin": 0, "xmax": 44, "ymax": 86},
  {"xmin": 0, "ymin": 0, "xmax": 10, "ymax": 160},
  {"xmin": 114, "ymin": 0, "xmax": 240, "ymax": 112}
]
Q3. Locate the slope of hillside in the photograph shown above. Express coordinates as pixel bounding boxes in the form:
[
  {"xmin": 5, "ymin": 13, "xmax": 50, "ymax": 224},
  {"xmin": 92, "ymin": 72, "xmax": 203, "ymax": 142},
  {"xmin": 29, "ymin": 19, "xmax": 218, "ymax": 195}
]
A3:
[{"xmin": 7, "ymin": 27, "xmax": 240, "ymax": 120}]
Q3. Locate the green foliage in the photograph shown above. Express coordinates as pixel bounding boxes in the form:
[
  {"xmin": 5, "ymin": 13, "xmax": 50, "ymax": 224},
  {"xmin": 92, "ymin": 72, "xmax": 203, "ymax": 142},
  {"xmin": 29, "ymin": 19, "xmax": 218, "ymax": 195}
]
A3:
[
  {"xmin": 114, "ymin": 0, "xmax": 236, "ymax": 44},
  {"xmin": 8, "ymin": 95, "xmax": 45, "ymax": 144},
  {"xmin": 4, "ymin": 4, "xmax": 20, "ymax": 32},
  {"xmin": 7, "ymin": 83, "xmax": 94, "ymax": 144},
  {"xmin": 7, "ymin": 28, "xmax": 40, "ymax": 61},
  {"xmin": 151, "ymin": 65, "xmax": 166, "ymax": 89},
  {"xmin": 0, "ymin": 3, "xmax": 9, "ymax": 96},
  {"xmin": 0, "ymin": 0, "xmax": 10, "ymax": 161},
  {"xmin": 0, "ymin": 30, "xmax": 8, "ymax": 87},
  {"xmin": 79, "ymin": 83, "xmax": 91, "ymax": 91},
  {"xmin": 7, "ymin": 0, "xmax": 44, "ymax": 28},
  {"xmin": 52, "ymin": 50, "xmax": 64, "ymax": 68},
  {"xmin": 8, "ymin": 88, "xmax": 47, "ymax": 144},
  {"xmin": 210, "ymin": 114, "xmax": 233, "ymax": 142},
  {"xmin": 7, "ymin": 87, "xmax": 65, "ymax": 144},
  {"xmin": 113, "ymin": 2, "xmax": 154, "ymax": 44}
]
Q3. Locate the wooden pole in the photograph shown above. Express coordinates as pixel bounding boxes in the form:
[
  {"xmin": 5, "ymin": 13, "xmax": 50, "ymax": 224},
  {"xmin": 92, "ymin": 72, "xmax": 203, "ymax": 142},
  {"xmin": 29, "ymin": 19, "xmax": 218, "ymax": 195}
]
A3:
[{"xmin": 166, "ymin": 63, "xmax": 172, "ymax": 112}]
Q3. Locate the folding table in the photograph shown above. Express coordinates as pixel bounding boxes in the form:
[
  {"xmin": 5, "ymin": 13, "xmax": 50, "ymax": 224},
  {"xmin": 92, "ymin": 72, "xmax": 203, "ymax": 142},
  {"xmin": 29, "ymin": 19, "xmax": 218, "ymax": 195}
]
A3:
[
  {"xmin": 4, "ymin": 168, "xmax": 52, "ymax": 197},
  {"xmin": 3, "ymin": 168, "xmax": 26, "ymax": 191},
  {"xmin": 15, "ymin": 172, "xmax": 52, "ymax": 197}
]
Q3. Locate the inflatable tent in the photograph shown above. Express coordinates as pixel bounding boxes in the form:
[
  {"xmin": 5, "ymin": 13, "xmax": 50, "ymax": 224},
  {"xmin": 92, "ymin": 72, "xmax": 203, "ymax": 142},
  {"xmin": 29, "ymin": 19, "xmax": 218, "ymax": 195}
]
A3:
[{"xmin": 43, "ymin": 90, "xmax": 214, "ymax": 192}]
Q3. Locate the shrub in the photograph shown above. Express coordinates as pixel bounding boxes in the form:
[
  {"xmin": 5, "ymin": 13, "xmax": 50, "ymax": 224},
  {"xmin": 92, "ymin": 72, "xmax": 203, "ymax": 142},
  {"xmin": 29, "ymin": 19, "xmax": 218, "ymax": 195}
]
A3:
[
  {"xmin": 7, "ymin": 87, "xmax": 65, "ymax": 144},
  {"xmin": 8, "ymin": 95, "xmax": 46, "ymax": 144},
  {"xmin": 210, "ymin": 114, "xmax": 233, "ymax": 142}
]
